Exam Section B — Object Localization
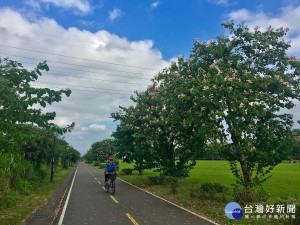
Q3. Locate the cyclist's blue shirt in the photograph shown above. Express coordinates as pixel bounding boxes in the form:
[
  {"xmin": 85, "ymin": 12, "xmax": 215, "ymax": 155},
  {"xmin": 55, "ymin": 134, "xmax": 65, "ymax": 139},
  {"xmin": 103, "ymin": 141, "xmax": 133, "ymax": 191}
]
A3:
[{"xmin": 105, "ymin": 162, "xmax": 116, "ymax": 172}]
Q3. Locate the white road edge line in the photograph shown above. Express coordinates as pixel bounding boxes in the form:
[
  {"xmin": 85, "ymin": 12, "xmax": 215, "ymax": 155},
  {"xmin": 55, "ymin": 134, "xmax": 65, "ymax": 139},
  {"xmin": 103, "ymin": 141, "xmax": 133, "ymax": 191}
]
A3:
[
  {"xmin": 118, "ymin": 177, "xmax": 220, "ymax": 225},
  {"xmin": 95, "ymin": 167, "xmax": 219, "ymax": 225},
  {"xmin": 58, "ymin": 165, "xmax": 78, "ymax": 225}
]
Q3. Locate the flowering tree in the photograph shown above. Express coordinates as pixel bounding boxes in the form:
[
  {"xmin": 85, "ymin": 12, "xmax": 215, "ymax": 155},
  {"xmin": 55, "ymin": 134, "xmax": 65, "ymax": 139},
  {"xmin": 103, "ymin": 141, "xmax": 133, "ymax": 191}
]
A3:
[
  {"xmin": 90, "ymin": 139, "xmax": 116, "ymax": 162},
  {"xmin": 111, "ymin": 22, "xmax": 299, "ymax": 184},
  {"xmin": 111, "ymin": 100, "xmax": 155, "ymax": 175},
  {"xmin": 180, "ymin": 22, "xmax": 300, "ymax": 187},
  {"xmin": 112, "ymin": 82, "xmax": 203, "ymax": 177}
]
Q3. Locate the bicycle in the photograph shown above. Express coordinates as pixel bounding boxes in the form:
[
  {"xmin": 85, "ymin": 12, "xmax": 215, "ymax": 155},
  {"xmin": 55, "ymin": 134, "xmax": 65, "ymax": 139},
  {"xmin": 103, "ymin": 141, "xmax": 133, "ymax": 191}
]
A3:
[{"xmin": 105, "ymin": 172, "xmax": 116, "ymax": 195}]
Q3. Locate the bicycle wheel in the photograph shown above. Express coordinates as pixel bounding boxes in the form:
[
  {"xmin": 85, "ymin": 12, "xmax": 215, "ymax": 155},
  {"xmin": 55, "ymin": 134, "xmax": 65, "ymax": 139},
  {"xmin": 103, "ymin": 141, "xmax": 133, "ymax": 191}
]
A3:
[
  {"xmin": 110, "ymin": 179, "xmax": 115, "ymax": 195},
  {"xmin": 105, "ymin": 181, "xmax": 109, "ymax": 193}
]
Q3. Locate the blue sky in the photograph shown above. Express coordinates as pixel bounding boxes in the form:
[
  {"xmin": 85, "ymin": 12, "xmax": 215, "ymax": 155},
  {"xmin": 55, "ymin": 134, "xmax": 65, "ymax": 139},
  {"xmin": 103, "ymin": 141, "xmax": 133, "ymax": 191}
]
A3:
[
  {"xmin": 2, "ymin": 0, "xmax": 298, "ymax": 59},
  {"xmin": 1, "ymin": 0, "xmax": 300, "ymax": 155}
]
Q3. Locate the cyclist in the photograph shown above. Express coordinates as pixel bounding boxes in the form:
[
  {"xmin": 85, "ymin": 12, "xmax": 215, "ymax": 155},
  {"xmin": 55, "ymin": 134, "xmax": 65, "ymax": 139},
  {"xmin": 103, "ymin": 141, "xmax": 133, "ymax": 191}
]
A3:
[{"xmin": 104, "ymin": 157, "xmax": 118, "ymax": 184}]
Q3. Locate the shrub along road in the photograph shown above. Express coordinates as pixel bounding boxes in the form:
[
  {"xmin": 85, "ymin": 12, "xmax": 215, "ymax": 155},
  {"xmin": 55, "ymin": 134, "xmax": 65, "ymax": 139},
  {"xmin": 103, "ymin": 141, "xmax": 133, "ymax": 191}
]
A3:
[{"xmin": 25, "ymin": 162, "xmax": 218, "ymax": 225}]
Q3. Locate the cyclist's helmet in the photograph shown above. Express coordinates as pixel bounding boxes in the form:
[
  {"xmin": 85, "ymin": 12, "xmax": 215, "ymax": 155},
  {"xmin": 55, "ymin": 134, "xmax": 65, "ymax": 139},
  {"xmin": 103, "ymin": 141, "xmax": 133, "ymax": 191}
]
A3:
[{"xmin": 109, "ymin": 157, "xmax": 113, "ymax": 161}]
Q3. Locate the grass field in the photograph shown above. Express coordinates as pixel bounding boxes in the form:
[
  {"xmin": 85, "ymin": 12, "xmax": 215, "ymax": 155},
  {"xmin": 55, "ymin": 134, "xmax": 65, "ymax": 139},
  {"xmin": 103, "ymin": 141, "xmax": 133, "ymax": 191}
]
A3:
[
  {"xmin": 117, "ymin": 160, "xmax": 300, "ymax": 225},
  {"xmin": 0, "ymin": 166, "xmax": 74, "ymax": 225}
]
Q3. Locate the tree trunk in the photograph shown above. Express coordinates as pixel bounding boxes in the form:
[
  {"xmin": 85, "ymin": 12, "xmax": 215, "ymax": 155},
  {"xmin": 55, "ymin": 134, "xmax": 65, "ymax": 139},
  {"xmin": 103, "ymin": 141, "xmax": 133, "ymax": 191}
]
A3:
[
  {"xmin": 226, "ymin": 115, "xmax": 252, "ymax": 187},
  {"xmin": 231, "ymin": 134, "xmax": 251, "ymax": 187},
  {"xmin": 138, "ymin": 169, "xmax": 143, "ymax": 175}
]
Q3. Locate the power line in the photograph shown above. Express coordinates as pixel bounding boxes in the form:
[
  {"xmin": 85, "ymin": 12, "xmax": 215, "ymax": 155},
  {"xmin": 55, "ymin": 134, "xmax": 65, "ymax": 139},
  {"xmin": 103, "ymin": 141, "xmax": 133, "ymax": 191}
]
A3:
[
  {"xmin": 1, "ymin": 52, "xmax": 156, "ymax": 78},
  {"xmin": 2, "ymin": 55, "xmax": 154, "ymax": 80},
  {"xmin": 0, "ymin": 54, "xmax": 151, "ymax": 85},
  {"xmin": 0, "ymin": 44, "xmax": 162, "ymax": 71},
  {"xmin": 35, "ymin": 81, "xmax": 135, "ymax": 93},
  {"xmin": 36, "ymin": 71, "xmax": 149, "ymax": 85},
  {"xmin": 33, "ymin": 84, "xmax": 133, "ymax": 95}
]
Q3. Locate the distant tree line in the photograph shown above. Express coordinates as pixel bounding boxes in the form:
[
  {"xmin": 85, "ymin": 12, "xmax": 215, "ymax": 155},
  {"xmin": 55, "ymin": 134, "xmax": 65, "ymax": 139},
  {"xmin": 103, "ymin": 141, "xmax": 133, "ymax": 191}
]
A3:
[{"xmin": 82, "ymin": 139, "xmax": 117, "ymax": 163}]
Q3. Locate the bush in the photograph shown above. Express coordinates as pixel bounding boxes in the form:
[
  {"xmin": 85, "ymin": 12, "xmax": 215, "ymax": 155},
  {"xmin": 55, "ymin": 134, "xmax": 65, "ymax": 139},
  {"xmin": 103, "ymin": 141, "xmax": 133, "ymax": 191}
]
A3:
[
  {"xmin": 0, "ymin": 153, "xmax": 47, "ymax": 209},
  {"xmin": 274, "ymin": 195, "xmax": 300, "ymax": 225},
  {"xmin": 147, "ymin": 175, "xmax": 166, "ymax": 185},
  {"xmin": 167, "ymin": 177, "xmax": 180, "ymax": 194},
  {"xmin": 200, "ymin": 182, "xmax": 227, "ymax": 199},
  {"xmin": 190, "ymin": 182, "xmax": 228, "ymax": 200},
  {"xmin": 114, "ymin": 159, "xmax": 119, "ymax": 170},
  {"xmin": 94, "ymin": 162, "xmax": 99, "ymax": 167},
  {"xmin": 147, "ymin": 175, "xmax": 180, "ymax": 193},
  {"xmin": 122, "ymin": 168, "xmax": 133, "ymax": 175},
  {"xmin": 98, "ymin": 163, "xmax": 105, "ymax": 169},
  {"xmin": 233, "ymin": 185, "xmax": 269, "ymax": 206}
]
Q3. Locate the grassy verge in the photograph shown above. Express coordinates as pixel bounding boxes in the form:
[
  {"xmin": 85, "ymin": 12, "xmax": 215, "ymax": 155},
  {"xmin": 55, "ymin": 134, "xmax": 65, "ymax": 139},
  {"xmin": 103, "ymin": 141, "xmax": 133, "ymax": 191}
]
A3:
[
  {"xmin": 118, "ymin": 160, "xmax": 300, "ymax": 225},
  {"xmin": 0, "ymin": 166, "xmax": 74, "ymax": 225}
]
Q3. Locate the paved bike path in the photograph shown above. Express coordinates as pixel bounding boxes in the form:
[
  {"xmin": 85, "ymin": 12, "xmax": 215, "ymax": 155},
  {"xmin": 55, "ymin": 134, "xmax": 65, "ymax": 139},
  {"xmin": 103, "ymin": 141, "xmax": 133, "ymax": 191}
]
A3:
[{"xmin": 60, "ymin": 162, "xmax": 218, "ymax": 225}]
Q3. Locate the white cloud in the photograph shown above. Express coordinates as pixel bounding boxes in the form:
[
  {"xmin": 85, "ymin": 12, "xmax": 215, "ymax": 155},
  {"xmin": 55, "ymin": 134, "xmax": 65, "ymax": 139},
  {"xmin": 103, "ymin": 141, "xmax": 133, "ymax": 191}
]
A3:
[
  {"xmin": 82, "ymin": 124, "xmax": 106, "ymax": 133},
  {"xmin": 37, "ymin": 0, "xmax": 91, "ymax": 13},
  {"xmin": 109, "ymin": 8, "xmax": 122, "ymax": 21},
  {"xmin": 208, "ymin": 0, "xmax": 229, "ymax": 6},
  {"xmin": 24, "ymin": 0, "xmax": 42, "ymax": 11},
  {"xmin": 228, "ymin": 6, "xmax": 300, "ymax": 55},
  {"xmin": 151, "ymin": 1, "xmax": 160, "ymax": 9},
  {"xmin": 0, "ymin": 7, "xmax": 170, "ymax": 155}
]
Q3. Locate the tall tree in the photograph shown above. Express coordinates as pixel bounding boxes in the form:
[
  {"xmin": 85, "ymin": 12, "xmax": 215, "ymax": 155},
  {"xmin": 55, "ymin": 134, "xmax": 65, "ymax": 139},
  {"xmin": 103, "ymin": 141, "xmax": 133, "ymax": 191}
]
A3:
[{"xmin": 171, "ymin": 22, "xmax": 299, "ymax": 187}]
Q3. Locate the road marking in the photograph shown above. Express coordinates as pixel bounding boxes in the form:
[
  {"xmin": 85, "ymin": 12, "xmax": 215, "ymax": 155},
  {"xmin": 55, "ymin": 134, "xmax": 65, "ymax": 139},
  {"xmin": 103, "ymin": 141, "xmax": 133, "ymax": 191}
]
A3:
[
  {"xmin": 102, "ymin": 187, "xmax": 105, "ymax": 190},
  {"xmin": 126, "ymin": 213, "xmax": 139, "ymax": 225},
  {"xmin": 58, "ymin": 165, "xmax": 78, "ymax": 225},
  {"xmin": 118, "ymin": 178, "xmax": 220, "ymax": 225},
  {"xmin": 94, "ymin": 177, "xmax": 97, "ymax": 181},
  {"xmin": 110, "ymin": 195, "xmax": 119, "ymax": 204},
  {"xmin": 98, "ymin": 181, "xmax": 101, "ymax": 184}
]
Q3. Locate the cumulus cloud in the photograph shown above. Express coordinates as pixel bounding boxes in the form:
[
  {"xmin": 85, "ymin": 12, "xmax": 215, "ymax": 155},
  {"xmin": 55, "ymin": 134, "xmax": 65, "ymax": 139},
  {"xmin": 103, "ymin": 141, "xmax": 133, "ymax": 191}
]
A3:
[
  {"xmin": 37, "ymin": 0, "xmax": 91, "ymax": 13},
  {"xmin": 228, "ymin": 5, "xmax": 300, "ymax": 55},
  {"xmin": 0, "ymin": 7, "xmax": 170, "ymax": 154},
  {"xmin": 69, "ymin": 124, "xmax": 109, "ymax": 139},
  {"xmin": 109, "ymin": 8, "xmax": 122, "ymax": 21}
]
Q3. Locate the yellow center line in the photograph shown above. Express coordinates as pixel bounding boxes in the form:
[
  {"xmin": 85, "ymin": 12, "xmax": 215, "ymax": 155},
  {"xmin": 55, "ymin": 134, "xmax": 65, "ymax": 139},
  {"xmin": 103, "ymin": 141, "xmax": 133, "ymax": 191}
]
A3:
[
  {"xmin": 110, "ymin": 195, "xmax": 119, "ymax": 204},
  {"xmin": 98, "ymin": 181, "xmax": 101, "ymax": 184},
  {"xmin": 102, "ymin": 187, "xmax": 105, "ymax": 190},
  {"xmin": 126, "ymin": 213, "xmax": 139, "ymax": 225}
]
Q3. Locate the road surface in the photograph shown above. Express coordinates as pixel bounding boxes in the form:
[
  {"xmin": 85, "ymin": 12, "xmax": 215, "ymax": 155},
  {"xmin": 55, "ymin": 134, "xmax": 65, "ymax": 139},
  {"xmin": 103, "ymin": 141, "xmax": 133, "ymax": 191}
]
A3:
[{"xmin": 57, "ymin": 162, "xmax": 217, "ymax": 225}]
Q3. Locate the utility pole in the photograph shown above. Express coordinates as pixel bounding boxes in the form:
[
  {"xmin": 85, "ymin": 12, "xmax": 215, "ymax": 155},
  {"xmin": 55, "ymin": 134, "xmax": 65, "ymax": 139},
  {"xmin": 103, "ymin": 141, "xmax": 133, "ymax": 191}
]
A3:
[{"xmin": 50, "ymin": 136, "xmax": 56, "ymax": 182}]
